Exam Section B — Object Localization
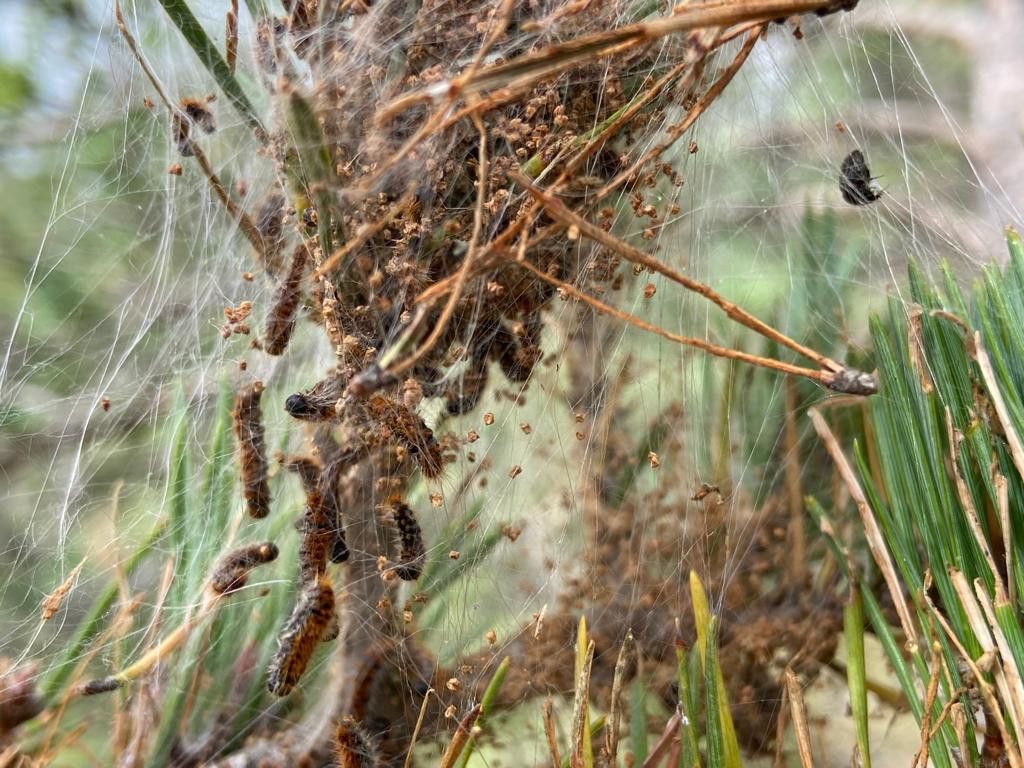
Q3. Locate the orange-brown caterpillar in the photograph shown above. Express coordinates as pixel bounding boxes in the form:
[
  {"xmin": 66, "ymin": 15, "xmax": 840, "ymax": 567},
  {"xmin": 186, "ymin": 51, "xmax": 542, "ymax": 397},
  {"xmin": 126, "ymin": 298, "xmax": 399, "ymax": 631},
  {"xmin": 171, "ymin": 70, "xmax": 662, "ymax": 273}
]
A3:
[
  {"xmin": 210, "ymin": 542, "xmax": 279, "ymax": 594},
  {"xmin": 366, "ymin": 396, "xmax": 444, "ymax": 479},
  {"xmin": 267, "ymin": 577, "xmax": 335, "ymax": 697},
  {"xmin": 334, "ymin": 717, "xmax": 380, "ymax": 768},
  {"xmin": 234, "ymin": 381, "xmax": 271, "ymax": 518},
  {"xmin": 281, "ymin": 454, "xmax": 319, "ymax": 492},
  {"xmin": 172, "ymin": 97, "xmax": 216, "ymax": 157},
  {"xmin": 285, "ymin": 372, "xmax": 343, "ymax": 421},
  {"xmin": 283, "ymin": 455, "xmax": 349, "ymax": 569},
  {"xmin": 297, "ymin": 483, "xmax": 331, "ymax": 584},
  {"xmin": 389, "ymin": 498, "xmax": 425, "ymax": 581},
  {"xmin": 263, "ymin": 244, "xmax": 308, "ymax": 356}
]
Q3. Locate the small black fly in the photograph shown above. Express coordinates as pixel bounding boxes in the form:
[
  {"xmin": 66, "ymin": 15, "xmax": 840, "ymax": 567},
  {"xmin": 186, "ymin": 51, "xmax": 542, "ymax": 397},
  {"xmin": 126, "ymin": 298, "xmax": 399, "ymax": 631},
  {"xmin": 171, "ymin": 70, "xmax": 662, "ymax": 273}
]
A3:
[{"xmin": 839, "ymin": 150, "xmax": 882, "ymax": 206}]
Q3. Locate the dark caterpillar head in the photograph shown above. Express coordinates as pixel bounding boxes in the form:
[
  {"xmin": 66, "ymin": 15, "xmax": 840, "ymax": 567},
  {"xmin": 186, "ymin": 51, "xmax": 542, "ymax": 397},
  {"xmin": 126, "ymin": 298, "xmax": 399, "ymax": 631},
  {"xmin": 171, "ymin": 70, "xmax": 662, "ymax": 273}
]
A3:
[{"xmin": 284, "ymin": 392, "xmax": 336, "ymax": 420}]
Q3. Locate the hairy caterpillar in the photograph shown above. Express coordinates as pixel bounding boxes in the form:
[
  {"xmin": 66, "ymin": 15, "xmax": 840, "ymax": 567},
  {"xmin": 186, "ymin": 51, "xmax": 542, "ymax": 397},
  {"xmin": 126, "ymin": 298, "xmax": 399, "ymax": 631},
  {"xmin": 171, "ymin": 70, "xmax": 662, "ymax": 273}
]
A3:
[
  {"xmin": 210, "ymin": 542, "xmax": 279, "ymax": 594},
  {"xmin": 366, "ymin": 396, "xmax": 443, "ymax": 479},
  {"xmin": 334, "ymin": 717, "xmax": 380, "ymax": 768},
  {"xmin": 267, "ymin": 577, "xmax": 336, "ymax": 696},
  {"xmin": 323, "ymin": 460, "xmax": 350, "ymax": 563},
  {"xmin": 297, "ymin": 483, "xmax": 332, "ymax": 584},
  {"xmin": 283, "ymin": 454, "xmax": 349, "ymax": 569},
  {"xmin": 388, "ymin": 498, "xmax": 425, "ymax": 582},
  {"xmin": 285, "ymin": 371, "xmax": 343, "ymax": 421},
  {"xmin": 234, "ymin": 381, "xmax": 271, "ymax": 518},
  {"xmin": 263, "ymin": 243, "xmax": 308, "ymax": 355}
]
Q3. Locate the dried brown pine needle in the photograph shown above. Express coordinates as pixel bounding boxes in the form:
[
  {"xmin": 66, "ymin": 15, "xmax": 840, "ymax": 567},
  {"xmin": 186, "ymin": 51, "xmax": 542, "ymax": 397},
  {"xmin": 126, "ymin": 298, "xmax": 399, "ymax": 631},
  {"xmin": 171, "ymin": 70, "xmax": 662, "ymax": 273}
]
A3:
[
  {"xmin": 785, "ymin": 667, "xmax": 814, "ymax": 768},
  {"xmin": 511, "ymin": 170, "xmax": 846, "ymax": 376},
  {"xmin": 40, "ymin": 558, "xmax": 86, "ymax": 621},
  {"xmin": 438, "ymin": 704, "xmax": 483, "ymax": 768},
  {"xmin": 225, "ymin": 0, "xmax": 238, "ymax": 74},
  {"xmin": 512, "ymin": 255, "xmax": 834, "ymax": 386}
]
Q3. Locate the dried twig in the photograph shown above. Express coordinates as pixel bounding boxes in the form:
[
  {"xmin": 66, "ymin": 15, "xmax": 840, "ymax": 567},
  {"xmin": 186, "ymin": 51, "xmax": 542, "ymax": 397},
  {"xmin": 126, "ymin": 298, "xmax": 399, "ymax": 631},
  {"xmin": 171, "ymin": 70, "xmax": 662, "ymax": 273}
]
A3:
[
  {"xmin": 809, "ymin": 407, "xmax": 917, "ymax": 646},
  {"xmin": 438, "ymin": 704, "xmax": 483, "ymax": 768},
  {"xmin": 542, "ymin": 696, "xmax": 562, "ymax": 768},
  {"xmin": 597, "ymin": 25, "xmax": 763, "ymax": 198},
  {"xmin": 514, "ymin": 255, "xmax": 836, "ymax": 385},
  {"xmin": 381, "ymin": 0, "xmax": 856, "ymax": 117},
  {"xmin": 785, "ymin": 667, "xmax": 814, "ymax": 768},
  {"xmin": 114, "ymin": 1, "xmax": 267, "ymax": 265},
  {"xmin": 511, "ymin": 170, "xmax": 844, "ymax": 374}
]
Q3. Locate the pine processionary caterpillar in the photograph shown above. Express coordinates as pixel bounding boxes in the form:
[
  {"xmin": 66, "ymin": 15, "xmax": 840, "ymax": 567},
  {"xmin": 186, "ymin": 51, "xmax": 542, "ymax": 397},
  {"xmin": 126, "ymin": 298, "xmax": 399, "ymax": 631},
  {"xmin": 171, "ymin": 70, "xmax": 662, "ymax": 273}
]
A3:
[
  {"xmin": 210, "ymin": 542, "xmax": 279, "ymax": 594},
  {"xmin": 285, "ymin": 371, "xmax": 343, "ymax": 422},
  {"xmin": 263, "ymin": 243, "xmax": 308, "ymax": 355},
  {"xmin": 255, "ymin": 192, "xmax": 286, "ymax": 272},
  {"xmin": 389, "ymin": 498, "xmax": 425, "ymax": 581},
  {"xmin": 297, "ymin": 483, "xmax": 332, "ymax": 584},
  {"xmin": 334, "ymin": 717, "xmax": 380, "ymax": 768},
  {"xmin": 366, "ymin": 396, "xmax": 444, "ymax": 479},
  {"xmin": 234, "ymin": 381, "xmax": 271, "ymax": 519},
  {"xmin": 266, "ymin": 577, "xmax": 336, "ymax": 697},
  {"xmin": 79, "ymin": 676, "xmax": 121, "ymax": 696},
  {"xmin": 283, "ymin": 454, "xmax": 349, "ymax": 569},
  {"xmin": 349, "ymin": 644, "xmax": 389, "ymax": 723}
]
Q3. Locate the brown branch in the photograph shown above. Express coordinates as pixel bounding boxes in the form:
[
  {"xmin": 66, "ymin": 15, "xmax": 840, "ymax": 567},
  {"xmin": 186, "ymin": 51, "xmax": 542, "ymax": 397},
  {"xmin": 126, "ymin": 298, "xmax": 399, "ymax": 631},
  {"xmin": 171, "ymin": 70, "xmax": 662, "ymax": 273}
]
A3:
[
  {"xmin": 381, "ymin": 0, "xmax": 855, "ymax": 116},
  {"xmin": 511, "ymin": 170, "xmax": 844, "ymax": 373},
  {"xmin": 512, "ymin": 256, "xmax": 833, "ymax": 385}
]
